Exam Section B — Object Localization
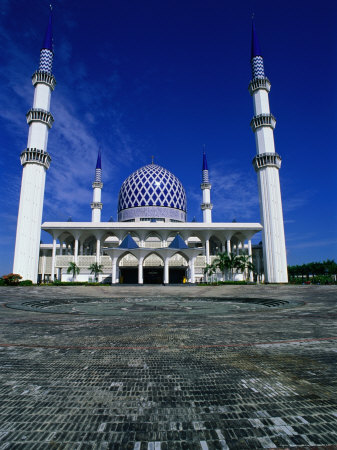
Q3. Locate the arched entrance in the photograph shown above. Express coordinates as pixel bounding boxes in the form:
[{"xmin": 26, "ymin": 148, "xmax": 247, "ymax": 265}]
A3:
[
  {"xmin": 118, "ymin": 252, "xmax": 138, "ymax": 284},
  {"xmin": 168, "ymin": 251, "xmax": 188, "ymax": 284},
  {"xmin": 143, "ymin": 252, "xmax": 164, "ymax": 284}
]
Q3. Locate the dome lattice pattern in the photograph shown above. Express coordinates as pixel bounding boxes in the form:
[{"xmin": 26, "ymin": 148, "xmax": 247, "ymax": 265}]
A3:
[{"xmin": 118, "ymin": 164, "xmax": 187, "ymax": 213}]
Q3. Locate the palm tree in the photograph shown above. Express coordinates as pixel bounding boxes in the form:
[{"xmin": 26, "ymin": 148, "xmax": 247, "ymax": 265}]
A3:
[
  {"xmin": 204, "ymin": 263, "xmax": 216, "ymax": 283},
  {"xmin": 212, "ymin": 252, "xmax": 229, "ymax": 281},
  {"xmin": 67, "ymin": 261, "xmax": 80, "ymax": 281},
  {"xmin": 235, "ymin": 254, "xmax": 255, "ymax": 281},
  {"xmin": 211, "ymin": 252, "xmax": 237, "ymax": 281},
  {"xmin": 226, "ymin": 252, "xmax": 241, "ymax": 281},
  {"xmin": 88, "ymin": 262, "xmax": 103, "ymax": 282}
]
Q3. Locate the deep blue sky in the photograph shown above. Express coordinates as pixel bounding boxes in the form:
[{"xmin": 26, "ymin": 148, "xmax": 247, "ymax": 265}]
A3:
[{"xmin": 0, "ymin": 0, "xmax": 336, "ymax": 275}]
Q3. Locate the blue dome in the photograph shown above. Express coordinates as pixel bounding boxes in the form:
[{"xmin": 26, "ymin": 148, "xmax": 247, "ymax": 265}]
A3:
[{"xmin": 118, "ymin": 163, "xmax": 187, "ymax": 222}]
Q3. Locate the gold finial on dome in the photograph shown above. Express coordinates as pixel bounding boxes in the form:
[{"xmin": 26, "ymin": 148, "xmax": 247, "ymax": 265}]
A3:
[{"xmin": 151, "ymin": 155, "xmax": 154, "ymax": 164}]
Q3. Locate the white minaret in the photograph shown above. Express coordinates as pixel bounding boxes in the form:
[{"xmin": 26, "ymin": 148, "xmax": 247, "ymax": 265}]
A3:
[
  {"xmin": 201, "ymin": 151, "xmax": 212, "ymax": 223},
  {"xmin": 13, "ymin": 8, "xmax": 56, "ymax": 282},
  {"xmin": 249, "ymin": 21, "xmax": 288, "ymax": 283},
  {"xmin": 91, "ymin": 149, "xmax": 103, "ymax": 222}
]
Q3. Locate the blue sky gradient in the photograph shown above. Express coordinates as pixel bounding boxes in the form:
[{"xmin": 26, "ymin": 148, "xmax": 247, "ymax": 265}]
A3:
[{"xmin": 0, "ymin": 0, "xmax": 336, "ymax": 275}]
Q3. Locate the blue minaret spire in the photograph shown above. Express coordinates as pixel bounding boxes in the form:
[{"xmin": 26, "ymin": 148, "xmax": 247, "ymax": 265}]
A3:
[
  {"xmin": 39, "ymin": 6, "xmax": 54, "ymax": 74},
  {"xmin": 202, "ymin": 151, "xmax": 209, "ymax": 183},
  {"xmin": 95, "ymin": 149, "xmax": 102, "ymax": 182},
  {"xmin": 251, "ymin": 19, "xmax": 265, "ymax": 79}
]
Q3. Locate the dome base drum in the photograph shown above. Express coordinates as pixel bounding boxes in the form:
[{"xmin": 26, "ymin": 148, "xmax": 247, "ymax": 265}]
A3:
[{"xmin": 118, "ymin": 206, "xmax": 186, "ymax": 222}]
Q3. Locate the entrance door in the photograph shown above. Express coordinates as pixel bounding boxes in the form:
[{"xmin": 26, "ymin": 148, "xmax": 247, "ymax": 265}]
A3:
[
  {"xmin": 143, "ymin": 267, "xmax": 163, "ymax": 284},
  {"xmin": 119, "ymin": 268, "xmax": 138, "ymax": 284},
  {"xmin": 169, "ymin": 267, "xmax": 186, "ymax": 284}
]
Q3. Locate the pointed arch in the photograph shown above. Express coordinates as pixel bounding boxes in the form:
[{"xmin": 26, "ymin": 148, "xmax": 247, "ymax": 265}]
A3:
[
  {"xmin": 117, "ymin": 251, "xmax": 139, "ymax": 266},
  {"xmin": 143, "ymin": 251, "xmax": 164, "ymax": 267},
  {"xmin": 168, "ymin": 250, "xmax": 189, "ymax": 266}
]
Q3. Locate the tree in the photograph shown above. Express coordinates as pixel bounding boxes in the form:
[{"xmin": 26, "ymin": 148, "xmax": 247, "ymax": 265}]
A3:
[
  {"xmin": 212, "ymin": 252, "xmax": 239, "ymax": 281},
  {"xmin": 88, "ymin": 263, "xmax": 103, "ymax": 282},
  {"xmin": 67, "ymin": 262, "xmax": 80, "ymax": 281},
  {"xmin": 235, "ymin": 254, "xmax": 255, "ymax": 281},
  {"xmin": 1, "ymin": 273, "xmax": 22, "ymax": 285},
  {"xmin": 212, "ymin": 252, "xmax": 228, "ymax": 281},
  {"xmin": 204, "ymin": 263, "xmax": 216, "ymax": 282}
]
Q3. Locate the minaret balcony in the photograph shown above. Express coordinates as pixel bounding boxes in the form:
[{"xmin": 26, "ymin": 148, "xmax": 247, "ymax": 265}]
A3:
[
  {"xmin": 32, "ymin": 71, "xmax": 56, "ymax": 91},
  {"xmin": 248, "ymin": 77, "xmax": 271, "ymax": 95},
  {"xmin": 252, "ymin": 152, "xmax": 281, "ymax": 171},
  {"xmin": 250, "ymin": 113, "xmax": 276, "ymax": 132},
  {"xmin": 200, "ymin": 183, "xmax": 211, "ymax": 190},
  {"xmin": 92, "ymin": 182, "xmax": 103, "ymax": 189},
  {"xmin": 91, "ymin": 202, "xmax": 103, "ymax": 210},
  {"xmin": 26, "ymin": 108, "xmax": 54, "ymax": 128},
  {"xmin": 201, "ymin": 203, "xmax": 213, "ymax": 210},
  {"xmin": 20, "ymin": 148, "xmax": 51, "ymax": 169}
]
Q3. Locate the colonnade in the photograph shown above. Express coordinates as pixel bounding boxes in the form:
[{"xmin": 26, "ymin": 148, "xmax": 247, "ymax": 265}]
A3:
[
  {"xmin": 47, "ymin": 229, "xmax": 255, "ymax": 283},
  {"xmin": 109, "ymin": 251, "xmax": 198, "ymax": 284}
]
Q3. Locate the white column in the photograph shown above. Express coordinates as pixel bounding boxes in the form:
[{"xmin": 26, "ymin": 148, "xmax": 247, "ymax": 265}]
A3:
[
  {"xmin": 96, "ymin": 239, "xmax": 101, "ymax": 263},
  {"xmin": 138, "ymin": 256, "xmax": 144, "ymax": 284},
  {"xmin": 41, "ymin": 252, "xmax": 46, "ymax": 282},
  {"xmin": 59, "ymin": 241, "xmax": 63, "ymax": 256},
  {"xmin": 164, "ymin": 257, "xmax": 169, "ymax": 284},
  {"xmin": 74, "ymin": 238, "xmax": 79, "ymax": 264},
  {"xmin": 189, "ymin": 257, "xmax": 196, "ymax": 284},
  {"xmin": 80, "ymin": 243, "xmax": 83, "ymax": 255},
  {"xmin": 111, "ymin": 257, "xmax": 117, "ymax": 284},
  {"xmin": 248, "ymin": 239, "xmax": 254, "ymax": 282},
  {"xmin": 205, "ymin": 239, "xmax": 210, "ymax": 264},
  {"xmin": 227, "ymin": 239, "xmax": 231, "ymax": 254},
  {"xmin": 51, "ymin": 237, "xmax": 56, "ymax": 281}
]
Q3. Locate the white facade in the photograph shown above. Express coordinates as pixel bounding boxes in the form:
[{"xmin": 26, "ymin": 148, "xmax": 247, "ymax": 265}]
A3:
[{"xmin": 40, "ymin": 222, "xmax": 263, "ymax": 284}]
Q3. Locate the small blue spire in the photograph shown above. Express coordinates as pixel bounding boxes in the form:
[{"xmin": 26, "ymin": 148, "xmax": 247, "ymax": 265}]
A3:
[
  {"xmin": 94, "ymin": 149, "xmax": 102, "ymax": 183},
  {"xmin": 250, "ymin": 19, "xmax": 265, "ymax": 79},
  {"xmin": 202, "ymin": 151, "xmax": 208, "ymax": 171},
  {"xmin": 119, "ymin": 234, "xmax": 138, "ymax": 249},
  {"xmin": 251, "ymin": 20, "xmax": 262, "ymax": 59},
  {"xmin": 96, "ymin": 149, "xmax": 102, "ymax": 170},
  {"xmin": 202, "ymin": 150, "xmax": 209, "ymax": 183},
  {"xmin": 42, "ymin": 7, "xmax": 53, "ymax": 52},
  {"xmin": 39, "ymin": 7, "xmax": 54, "ymax": 73},
  {"xmin": 169, "ymin": 234, "xmax": 188, "ymax": 249}
]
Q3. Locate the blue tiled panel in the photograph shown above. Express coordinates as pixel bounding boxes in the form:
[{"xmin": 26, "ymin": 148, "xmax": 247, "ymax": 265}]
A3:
[
  {"xmin": 251, "ymin": 56, "xmax": 265, "ymax": 79},
  {"xmin": 39, "ymin": 49, "xmax": 53, "ymax": 74}
]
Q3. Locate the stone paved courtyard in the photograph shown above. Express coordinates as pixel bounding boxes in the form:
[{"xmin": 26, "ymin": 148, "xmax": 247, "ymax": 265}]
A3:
[{"xmin": 0, "ymin": 285, "xmax": 336, "ymax": 449}]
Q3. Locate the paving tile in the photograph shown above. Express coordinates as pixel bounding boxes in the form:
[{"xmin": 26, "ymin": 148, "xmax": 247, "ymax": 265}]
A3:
[{"xmin": 0, "ymin": 285, "xmax": 336, "ymax": 448}]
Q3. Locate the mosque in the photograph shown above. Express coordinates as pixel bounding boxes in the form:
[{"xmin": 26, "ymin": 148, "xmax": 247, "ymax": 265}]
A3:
[{"xmin": 12, "ymin": 10, "xmax": 288, "ymax": 284}]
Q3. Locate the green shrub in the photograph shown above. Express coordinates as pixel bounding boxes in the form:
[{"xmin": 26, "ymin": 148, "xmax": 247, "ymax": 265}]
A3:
[
  {"xmin": 20, "ymin": 280, "xmax": 33, "ymax": 286},
  {"xmin": 289, "ymin": 275, "xmax": 336, "ymax": 285},
  {"xmin": 0, "ymin": 278, "xmax": 5, "ymax": 286}
]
